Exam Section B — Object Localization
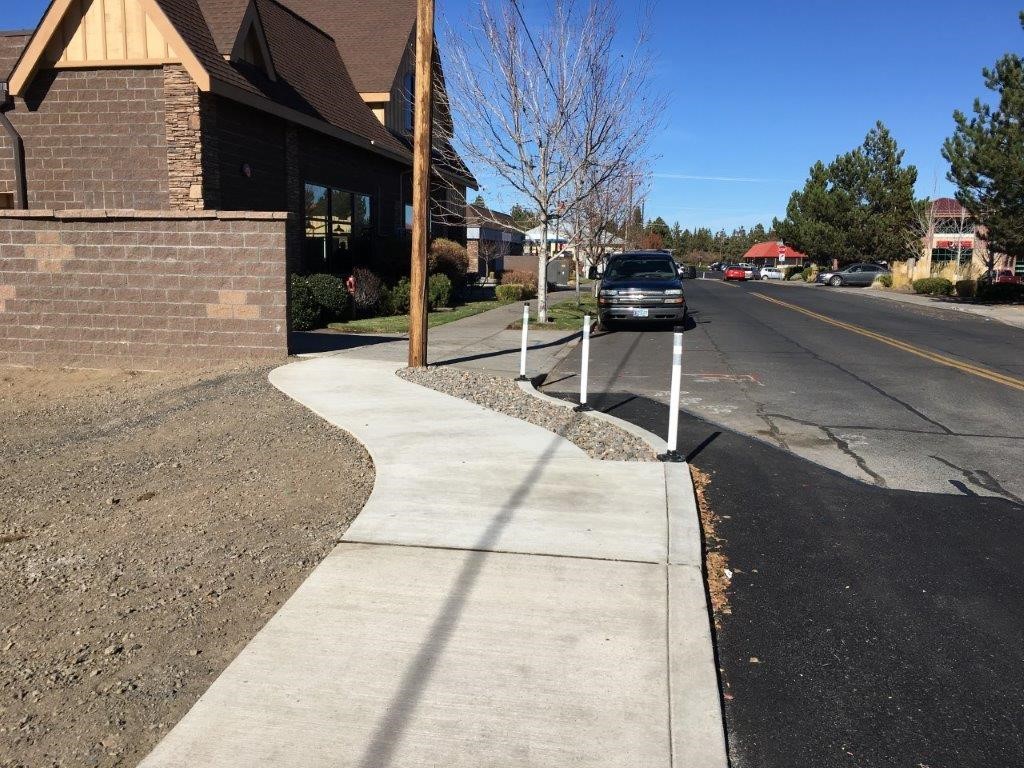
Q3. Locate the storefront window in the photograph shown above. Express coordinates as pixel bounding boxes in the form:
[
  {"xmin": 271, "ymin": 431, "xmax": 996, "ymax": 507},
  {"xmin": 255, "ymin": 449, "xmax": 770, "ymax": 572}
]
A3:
[
  {"xmin": 301, "ymin": 183, "xmax": 374, "ymax": 274},
  {"xmin": 303, "ymin": 184, "xmax": 329, "ymax": 269}
]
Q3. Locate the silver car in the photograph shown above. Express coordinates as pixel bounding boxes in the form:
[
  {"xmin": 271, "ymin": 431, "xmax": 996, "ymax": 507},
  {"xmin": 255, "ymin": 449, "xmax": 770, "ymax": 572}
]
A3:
[{"xmin": 817, "ymin": 263, "xmax": 890, "ymax": 287}]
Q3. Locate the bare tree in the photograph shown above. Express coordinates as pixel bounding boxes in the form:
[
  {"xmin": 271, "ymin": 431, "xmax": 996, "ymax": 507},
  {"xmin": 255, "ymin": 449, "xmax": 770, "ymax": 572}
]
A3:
[
  {"xmin": 564, "ymin": 165, "xmax": 647, "ymax": 302},
  {"xmin": 439, "ymin": 0, "xmax": 662, "ymax": 321}
]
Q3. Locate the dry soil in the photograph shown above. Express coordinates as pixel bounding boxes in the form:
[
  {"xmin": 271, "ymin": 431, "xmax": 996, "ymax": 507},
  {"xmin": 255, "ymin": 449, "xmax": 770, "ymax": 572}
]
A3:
[{"xmin": 0, "ymin": 363, "xmax": 373, "ymax": 768}]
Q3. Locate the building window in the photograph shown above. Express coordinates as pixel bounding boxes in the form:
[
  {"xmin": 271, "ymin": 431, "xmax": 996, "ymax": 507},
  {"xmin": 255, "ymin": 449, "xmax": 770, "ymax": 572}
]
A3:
[
  {"xmin": 303, "ymin": 182, "xmax": 374, "ymax": 274},
  {"xmin": 1015, "ymin": 257, "xmax": 1024, "ymax": 276},
  {"xmin": 931, "ymin": 246, "xmax": 972, "ymax": 265},
  {"xmin": 0, "ymin": 192, "xmax": 13, "ymax": 209}
]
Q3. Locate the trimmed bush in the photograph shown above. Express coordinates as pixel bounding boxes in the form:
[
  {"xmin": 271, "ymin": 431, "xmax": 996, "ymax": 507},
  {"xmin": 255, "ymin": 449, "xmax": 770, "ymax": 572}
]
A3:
[
  {"xmin": 801, "ymin": 266, "xmax": 814, "ymax": 282},
  {"xmin": 977, "ymin": 282, "xmax": 1024, "ymax": 303},
  {"xmin": 783, "ymin": 266, "xmax": 803, "ymax": 280},
  {"xmin": 428, "ymin": 238, "xmax": 470, "ymax": 295},
  {"xmin": 954, "ymin": 279, "xmax": 977, "ymax": 299},
  {"xmin": 912, "ymin": 277, "xmax": 954, "ymax": 296},
  {"xmin": 289, "ymin": 274, "xmax": 323, "ymax": 331},
  {"xmin": 875, "ymin": 274, "xmax": 893, "ymax": 288},
  {"xmin": 352, "ymin": 267, "xmax": 386, "ymax": 317},
  {"xmin": 496, "ymin": 283, "xmax": 525, "ymax": 303},
  {"xmin": 390, "ymin": 277, "xmax": 412, "ymax": 314},
  {"xmin": 306, "ymin": 273, "xmax": 353, "ymax": 322},
  {"xmin": 500, "ymin": 269, "xmax": 535, "ymax": 286},
  {"xmin": 428, "ymin": 273, "xmax": 453, "ymax": 309}
]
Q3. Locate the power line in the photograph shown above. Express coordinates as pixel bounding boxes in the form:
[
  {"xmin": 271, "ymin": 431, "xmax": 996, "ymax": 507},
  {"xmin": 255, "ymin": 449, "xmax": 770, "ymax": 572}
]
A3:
[{"xmin": 509, "ymin": 0, "xmax": 560, "ymax": 102}]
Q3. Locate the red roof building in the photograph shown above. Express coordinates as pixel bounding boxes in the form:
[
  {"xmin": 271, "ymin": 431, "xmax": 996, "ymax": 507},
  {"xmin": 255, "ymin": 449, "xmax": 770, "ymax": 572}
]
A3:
[{"xmin": 742, "ymin": 241, "xmax": 808, "ymax": 265}]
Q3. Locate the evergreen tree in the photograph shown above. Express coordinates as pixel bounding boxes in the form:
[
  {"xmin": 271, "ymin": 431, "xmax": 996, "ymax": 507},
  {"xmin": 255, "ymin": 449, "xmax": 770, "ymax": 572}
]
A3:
[
  {"xmin": 942, "ymin": 11, "xmax": 1024, "ymax": 267},
  {"xmin": 775, "ymin": 123, "xmax": 917, "ymax": 265},
  {"xmin": 472, "ymin": 194, "xmax": 487, "ymax": 207}
]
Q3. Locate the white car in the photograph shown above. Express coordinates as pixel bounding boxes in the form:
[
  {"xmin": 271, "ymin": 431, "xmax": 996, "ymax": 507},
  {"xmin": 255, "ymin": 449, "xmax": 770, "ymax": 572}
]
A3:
[
  {"xmin": 736, "ymin": 263, "xmax": 758, "ymax": 280},
  {"xmin": 760, "ymin": 266, "xmax": 784, "ymax": 280}
]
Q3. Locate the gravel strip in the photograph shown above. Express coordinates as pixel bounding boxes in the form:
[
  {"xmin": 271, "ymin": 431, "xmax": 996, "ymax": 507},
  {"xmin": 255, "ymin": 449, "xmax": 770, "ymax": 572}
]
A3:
[{"xmin": 397, "ymin": 367, "xmax": 656, "ymax": 462}]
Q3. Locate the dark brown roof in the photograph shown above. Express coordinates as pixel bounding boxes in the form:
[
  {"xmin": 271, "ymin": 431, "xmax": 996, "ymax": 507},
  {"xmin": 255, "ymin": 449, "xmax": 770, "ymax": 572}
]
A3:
[
  {"xmin": 466, "ymin": 204, "xmax": 519, "ymax": 232},
  {"xmin": 276, "ymin": 0, "xmax": 416, "ymax": 93},
  {"xmin": 0, "ymin": 30, "xmax": 30, "ymax": 82},
  {"xmin": 196, "ymin": 0, "xmax": 250, "ymax": 53},
  {"xmin": 931, "ymin": 197, "xmax": 969, "ymax": 218},
  {"xmin": 166, "ymin": 0, "xmax": 408, "ymax": 157}
]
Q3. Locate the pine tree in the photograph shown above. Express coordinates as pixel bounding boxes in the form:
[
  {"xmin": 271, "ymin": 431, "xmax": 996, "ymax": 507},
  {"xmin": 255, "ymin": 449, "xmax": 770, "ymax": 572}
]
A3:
[{"xmin": 942, "ymin": 11, "xmax": 1024, "ymax": 267}]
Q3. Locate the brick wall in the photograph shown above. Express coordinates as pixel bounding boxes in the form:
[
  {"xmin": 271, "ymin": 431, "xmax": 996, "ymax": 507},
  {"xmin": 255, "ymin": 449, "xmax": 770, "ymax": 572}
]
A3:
[
  {"xmin": 214, "ymin": 97, "xmax": 288, "ymax": 212},
  {"xmin": 0, "ymin": 210, "xmax": 289, "ymax": 369},
  {"xmin": 0, "ymin": 68, "xmax": 170, "ymax": 210}
]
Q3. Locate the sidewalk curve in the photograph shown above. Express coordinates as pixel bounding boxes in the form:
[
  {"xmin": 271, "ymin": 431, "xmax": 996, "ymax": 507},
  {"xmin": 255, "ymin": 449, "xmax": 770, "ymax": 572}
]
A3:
[{"xmin": 136, "ymin": 353, "xmax": 727, "ymax": 768}]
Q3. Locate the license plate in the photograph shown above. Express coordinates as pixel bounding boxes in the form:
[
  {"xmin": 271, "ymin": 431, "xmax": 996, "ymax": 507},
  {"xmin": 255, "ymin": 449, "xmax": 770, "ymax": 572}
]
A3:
[{"xmin": 631, "ymin": 308, "xmax": 649, "ymax": 318}]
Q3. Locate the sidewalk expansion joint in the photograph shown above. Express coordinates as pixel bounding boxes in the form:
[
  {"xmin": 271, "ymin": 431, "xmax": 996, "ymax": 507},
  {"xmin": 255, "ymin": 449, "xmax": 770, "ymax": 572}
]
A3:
[{"xmin": 338, "ymin": 538, "xmax": 663, "ymax": 566}]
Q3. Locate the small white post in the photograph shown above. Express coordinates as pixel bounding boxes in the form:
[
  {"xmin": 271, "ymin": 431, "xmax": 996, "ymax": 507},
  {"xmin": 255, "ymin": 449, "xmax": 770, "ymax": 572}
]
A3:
[
  {"xmin": 517, "ymin": 302, "xmax": 530, "ymax": 381},
  {"xmin": 575, "ymin": 314, "xmax": 591, "ymax": 411},
  {"xmin": 661, "ymin": 326, "xmax": 684, "ymax": 461}
]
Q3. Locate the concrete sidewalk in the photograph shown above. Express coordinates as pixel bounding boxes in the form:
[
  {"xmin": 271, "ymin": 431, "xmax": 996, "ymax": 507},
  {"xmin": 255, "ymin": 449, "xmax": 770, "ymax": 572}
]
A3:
[
  {"xmin": 136, "ymin": 338, "xmax": 727, "ymax": 765},
  {"xmin": 292, "ymin": 291, "xmax": 587, "ymax": 377}
]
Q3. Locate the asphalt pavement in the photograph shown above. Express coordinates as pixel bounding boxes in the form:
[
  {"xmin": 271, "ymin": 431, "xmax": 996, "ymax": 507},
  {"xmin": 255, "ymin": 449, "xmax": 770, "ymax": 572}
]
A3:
[
  {"xmin": 549, "ymin": 278, "xmax": 1024, "ymax": 501},
  {"xmin": 541, "ymin": 278, "xmax": 1024, "ymax": 768}
]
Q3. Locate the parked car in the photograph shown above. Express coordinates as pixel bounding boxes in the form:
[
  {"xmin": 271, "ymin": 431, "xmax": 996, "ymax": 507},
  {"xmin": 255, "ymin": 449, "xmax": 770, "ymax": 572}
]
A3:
[
  {"xmin": 760, "ymin": 266, "xmax": 784, "ymax": 280},
  {"xmin": 738, "ymin": 263, "xmax": 759, "ymax": 280},
  {"xmin": 723, "ymin": 265, "xmax": 747, "ymax": 281},
  {"xmin": 994, "ymin": 270, "xmax": 1022, "ymax": 285},
  {"xmin": 597, "ymin": 251, "xmax": 687, "ymax": 329},
  {"xmin": 817, "ymin": 263, "xmax": 891, "ymax": 287},
  {"xmin": 678, "ymin": 264, "xmax": 697, "ymax": 279}
]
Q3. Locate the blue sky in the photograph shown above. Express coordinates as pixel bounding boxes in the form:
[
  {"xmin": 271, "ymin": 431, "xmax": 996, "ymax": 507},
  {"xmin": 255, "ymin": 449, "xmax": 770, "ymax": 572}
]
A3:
[{"xmin": 4, "ymin": 0, "xmax": 1022, "ymax": 231}]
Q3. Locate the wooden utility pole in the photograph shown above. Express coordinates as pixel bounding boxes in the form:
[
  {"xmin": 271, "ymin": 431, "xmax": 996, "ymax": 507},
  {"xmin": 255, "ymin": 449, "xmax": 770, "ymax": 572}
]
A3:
[{"xmin": 408, "ymin": 0, "xmax": 435, "ymax": 368}]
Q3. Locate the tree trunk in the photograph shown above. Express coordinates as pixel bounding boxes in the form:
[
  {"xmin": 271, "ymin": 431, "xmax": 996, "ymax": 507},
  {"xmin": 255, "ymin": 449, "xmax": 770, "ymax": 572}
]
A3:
[{"xmin": 538, "ymin": 221, "xmax": 549, "ymax": 323}]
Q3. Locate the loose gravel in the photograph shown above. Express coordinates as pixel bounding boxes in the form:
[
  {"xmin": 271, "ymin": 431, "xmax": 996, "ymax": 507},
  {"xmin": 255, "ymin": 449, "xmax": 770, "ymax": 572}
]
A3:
[
  {"xmin": 1, "ymin": 364, "xmax": 373, "ymax": 768},
  {"xmin": 397, "ymin": 366, "xmax": 657, "ymax": 462}
]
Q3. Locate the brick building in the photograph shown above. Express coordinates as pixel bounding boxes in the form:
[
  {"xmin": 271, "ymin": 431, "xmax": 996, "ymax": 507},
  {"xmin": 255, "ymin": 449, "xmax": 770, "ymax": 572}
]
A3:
[
  {"xmin": 0, "ymin": 0, "xmax": 472, "ymax": 367},
  {"xmin": 465, "ymin": 203, "xmax": 524, "ymax": 278}
]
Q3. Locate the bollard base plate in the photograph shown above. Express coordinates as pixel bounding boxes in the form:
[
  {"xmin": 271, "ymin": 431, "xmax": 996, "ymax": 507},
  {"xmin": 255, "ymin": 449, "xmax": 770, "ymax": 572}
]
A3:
[
  {"xmin": 515, "ymin": 375, "xmax": 529, "ymax": 382},
  {"xmin": 573, "ymin": 403, "xmax": 592, "ymax": 412},
  {"xmin": 658, "ymin": 450, "xmax": 685, "ymax": 463}
]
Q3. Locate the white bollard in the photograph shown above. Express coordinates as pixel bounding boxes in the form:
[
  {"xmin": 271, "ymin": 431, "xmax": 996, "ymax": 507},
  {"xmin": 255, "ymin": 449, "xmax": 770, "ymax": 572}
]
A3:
[
  {"xmin": 661, "ymin": 326, "xmax": 684, "ymax": 461},
  {"xmin": 517, "ymin": 302, "xmax": 530, "ymax": 380},
  {"xmin": 575, "ymin": 314, "xmax": 591, "ymax": 411}
]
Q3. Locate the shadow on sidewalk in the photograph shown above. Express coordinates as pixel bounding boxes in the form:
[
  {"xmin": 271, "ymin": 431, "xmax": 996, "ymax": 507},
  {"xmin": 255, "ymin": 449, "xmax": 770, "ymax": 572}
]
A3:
[
  {"xmin": 288, "ymin": 330, "xmax": 400, "ymax": 355},
  {"xmin": 355, "ymin": 421, "xmax": 587, "ymax": 767}
]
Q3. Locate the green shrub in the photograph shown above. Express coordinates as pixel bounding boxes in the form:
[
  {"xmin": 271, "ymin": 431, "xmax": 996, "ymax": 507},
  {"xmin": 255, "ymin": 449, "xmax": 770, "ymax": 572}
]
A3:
[
  {"xmin": 875, "ymin": 274, "xmax": 893, "ymax": 288},
  {"xmin": 390, "ymin": 277, "xmax": 412, "ymax": 314},
  {"xmin": 912, "ymin": 277, "xmax": 954, "ymax": 296},
  {"xmin": 352, "ymin": 267, "xmax": 386, "ymax": 317},
  {"xmin": 976, "ymin": 282, "xmax": 1024, "ymax": 303},
  {"xmin": 783, "ymin": 266, "xmax": 803, "ymax": 280},
  {"xmin": 306, "ymin": 273, "xmax": 353, "ymax": 322},
  {"xmin": 954, "ymin": 279, "xmax": 977, "ymax": 299},
  {"xmin": 800, "ymin": 266, "xmax": 814, "ymax": 282},
  {"xmin": 428, "ymin": 238, "xmax": 470, "ymax": 295},
  {"xmin": 289, "ymin": 274, "xmax": 323, "ymax": 331},
  {"xmin": 496, "ymin": 284, "xmax": 525, "ymax": 303},
  {"xmin": 428, "ymin": 273, "xmax": 453, "ymax": 309}
]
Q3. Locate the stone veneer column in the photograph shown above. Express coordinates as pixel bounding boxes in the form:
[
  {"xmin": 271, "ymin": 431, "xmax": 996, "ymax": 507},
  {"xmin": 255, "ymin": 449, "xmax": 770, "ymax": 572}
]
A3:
[{"xmin": 164, "ymin": 65, "xmax": 205, "ymax": 210}]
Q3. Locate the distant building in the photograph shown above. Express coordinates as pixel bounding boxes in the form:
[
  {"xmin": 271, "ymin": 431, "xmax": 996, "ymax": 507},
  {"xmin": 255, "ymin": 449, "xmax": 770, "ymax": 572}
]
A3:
[
  {"xmin": 906, "ymin": 198, "xmax": 1019, "ymax": 281},
  {"xmin": 742, "ymin": 241, "xmax": 808, "ymax": 267},
  {"xmin": 465, "ymin": 204, "xmax": 524, "ymax": 277}
]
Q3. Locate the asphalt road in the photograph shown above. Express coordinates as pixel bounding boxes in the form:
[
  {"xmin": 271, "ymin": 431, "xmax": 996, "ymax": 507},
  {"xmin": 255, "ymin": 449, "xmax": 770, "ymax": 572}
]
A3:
[
  {"xmin": 549, "ymin": 278, "xmax": 1024, "ymax": 501},
  {"xmin": 541, "ymin": 279, "xmax": 1024, "ymax": 768}
]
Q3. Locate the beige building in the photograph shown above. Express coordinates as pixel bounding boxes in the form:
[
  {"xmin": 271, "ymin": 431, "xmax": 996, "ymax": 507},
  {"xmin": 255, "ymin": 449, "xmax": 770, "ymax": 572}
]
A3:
[{"xmin": 895, "ymin": 198, "xmax": 1020, "ymax": 286}]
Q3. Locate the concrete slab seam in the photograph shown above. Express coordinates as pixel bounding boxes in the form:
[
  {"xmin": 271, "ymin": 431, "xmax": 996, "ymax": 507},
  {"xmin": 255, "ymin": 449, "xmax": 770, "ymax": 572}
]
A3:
[{"xmin": 337, "ymin": 537, "xmax": 662, "ymax": 566}]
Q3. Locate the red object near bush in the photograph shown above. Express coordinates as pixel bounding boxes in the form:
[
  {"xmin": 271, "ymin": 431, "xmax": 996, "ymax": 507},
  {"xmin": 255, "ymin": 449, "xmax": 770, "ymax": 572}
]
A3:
[{"xmin": 724, "ymin": 266, "xmax": 746, "ymax": 281}]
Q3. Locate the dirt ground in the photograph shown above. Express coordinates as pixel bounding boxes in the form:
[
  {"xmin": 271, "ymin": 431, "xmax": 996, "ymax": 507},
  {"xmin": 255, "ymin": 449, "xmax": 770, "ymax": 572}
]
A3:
[{"xmin": 0, "ymin": 363, "xmax": 374, "ymax": 768}]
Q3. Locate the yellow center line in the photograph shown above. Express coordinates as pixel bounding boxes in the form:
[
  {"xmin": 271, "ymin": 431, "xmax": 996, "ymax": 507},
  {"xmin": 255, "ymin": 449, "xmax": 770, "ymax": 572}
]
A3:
[{"xmin": 751, "ymin": 291, "xmax": 1024, "ymax": 392}]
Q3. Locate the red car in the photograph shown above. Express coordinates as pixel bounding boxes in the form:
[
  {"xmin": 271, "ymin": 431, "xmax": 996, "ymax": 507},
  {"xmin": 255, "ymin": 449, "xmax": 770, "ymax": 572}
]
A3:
[
  {"xmin": 994, "ymin": 270, "xmax": 1022, "ymax": 284},
  {"xmin": 724, "ymin": 265, "xmax": 747, "ymax": 281}
]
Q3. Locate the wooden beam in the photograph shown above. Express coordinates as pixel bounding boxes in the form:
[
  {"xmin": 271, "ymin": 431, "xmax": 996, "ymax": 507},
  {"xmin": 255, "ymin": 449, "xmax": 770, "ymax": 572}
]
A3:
[{"xmin": 408, "ymin": 0, "xmax": 434, "ymax": 368}]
